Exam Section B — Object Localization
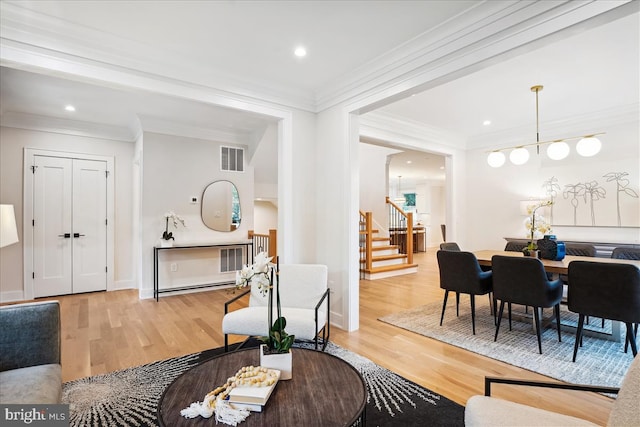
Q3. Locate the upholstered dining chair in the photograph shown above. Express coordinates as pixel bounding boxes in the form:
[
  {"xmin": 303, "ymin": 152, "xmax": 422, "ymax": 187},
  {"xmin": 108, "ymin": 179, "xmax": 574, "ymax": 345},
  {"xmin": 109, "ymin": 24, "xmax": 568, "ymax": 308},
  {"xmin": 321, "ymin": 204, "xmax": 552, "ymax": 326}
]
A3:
[
  {"xmin": 567, "ymin": 261, "xmax": 640, "ymax": 361},
  {"xmin": 222, "ymin": 264, "xmax": 330, "ymax": 352},
  {"xmin": 491, "ymin": 255, "xmax": 563, "ymax": 354},
  {"xmin": 439, "ymin": 242, "xmax": 461, "ymax": 251},
  {"xmin": 612, "ymin": 246, "xmax": 640, "ymax": 260},
  {"xmin": 611, "ymin": 247, "xmax": 640, "ymax": 351},
  {"xmin": 437, "ymin": 250, "xmax": 492, "ymax": 335},
  {"xmin": 504, "ymin": 241, "xmax": 527, "ymax": 252},
  {"xmin": 465, "ymin": 352, "xmax": 640, "ymax": 426}
]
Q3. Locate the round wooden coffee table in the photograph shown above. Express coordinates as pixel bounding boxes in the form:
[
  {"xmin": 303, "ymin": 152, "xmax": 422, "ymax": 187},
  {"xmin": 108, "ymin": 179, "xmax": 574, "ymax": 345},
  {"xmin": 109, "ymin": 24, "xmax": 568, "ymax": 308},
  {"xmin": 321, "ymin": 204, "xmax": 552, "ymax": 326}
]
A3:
[{"xmin": 158, "ymin": 348, "xmax": 367, "ymax": 426}]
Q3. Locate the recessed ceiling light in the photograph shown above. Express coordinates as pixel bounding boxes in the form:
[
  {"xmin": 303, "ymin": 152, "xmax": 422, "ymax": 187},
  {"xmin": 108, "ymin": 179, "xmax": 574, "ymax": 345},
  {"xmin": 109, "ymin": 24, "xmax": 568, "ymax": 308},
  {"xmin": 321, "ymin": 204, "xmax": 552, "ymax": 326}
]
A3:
[
  {"xmin": 406, "ymin": 160, "xmax": 412, "ymax": 164},
  {"xmin": 483, "ymin": 120, "xmax": 491, "ymax": 126},
  {"xmin": 294, "ymin": 46, "xmax": 307, "ymax": 57},
  {"xmin": 65, "ymin": 105, "xmax": 76, "ymax": 112}
]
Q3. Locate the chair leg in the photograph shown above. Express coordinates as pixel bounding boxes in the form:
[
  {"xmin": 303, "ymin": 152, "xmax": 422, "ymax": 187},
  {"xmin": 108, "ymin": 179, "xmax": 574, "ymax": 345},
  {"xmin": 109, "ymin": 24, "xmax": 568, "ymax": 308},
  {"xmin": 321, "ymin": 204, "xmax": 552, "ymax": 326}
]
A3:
[
  {"xmin": 440, "ymin": 291, "xmax": 449, "ymax": 326},
  {"xmin": 493, "ymin": 296, "xmax": 498, "ymax": 326},
  {"xmin": 625, "ymin": 322, "xmax": 638, "ymax": 357},
  {"xmin": 225, "ymin": 334, "xmax": 229, "ymax": 352},
  {"xmin": 624, "ymin": 323, "xmax": 638, "ymax": 354},
  {"xmin": 508, "ymin": 302, "xmax": 512, "ymax": 331},
  {"xmin": 572, "ymin": 314, "xmax": 585, "ymax": 362},
  {"xmin": 533, "ymin": 307, "xmax": 543, "ymax": 354},
  {"xmin": 487, "ymin": 293, "xmax": 493, "ymax": 316},
  {"xmin": 470, "ymin": 294, "xmax": 476, "ymax": 335},
  {"xmin": 494, "ymin": 301, "xmax": 505, "ymax": 342},
  {"xmin": 456, "ymin": 292, "xmax": 460, "ymax": 317},
  {"xmin": 554, "ymin": 304, "xmax": 562, "ymax": 342}
]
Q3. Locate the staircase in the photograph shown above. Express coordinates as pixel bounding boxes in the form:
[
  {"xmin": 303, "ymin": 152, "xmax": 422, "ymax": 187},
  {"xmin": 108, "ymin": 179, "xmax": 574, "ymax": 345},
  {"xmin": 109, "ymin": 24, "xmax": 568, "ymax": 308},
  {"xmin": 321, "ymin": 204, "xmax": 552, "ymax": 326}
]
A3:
[{"xmin": 360, "ymin": 209, "xmax": 418, "ymax": 280}]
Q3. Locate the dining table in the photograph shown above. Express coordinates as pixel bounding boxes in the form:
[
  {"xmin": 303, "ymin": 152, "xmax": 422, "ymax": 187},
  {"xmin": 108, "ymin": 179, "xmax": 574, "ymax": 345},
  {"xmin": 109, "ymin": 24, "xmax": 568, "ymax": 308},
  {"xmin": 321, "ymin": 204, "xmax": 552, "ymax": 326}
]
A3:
[
  {"xmin": 473, "ymin": 250, "xmax": 640, "ymax": 342},
  {"xmin": 473, "ymin": 249, "xmax": 640, "ymax": 274}
]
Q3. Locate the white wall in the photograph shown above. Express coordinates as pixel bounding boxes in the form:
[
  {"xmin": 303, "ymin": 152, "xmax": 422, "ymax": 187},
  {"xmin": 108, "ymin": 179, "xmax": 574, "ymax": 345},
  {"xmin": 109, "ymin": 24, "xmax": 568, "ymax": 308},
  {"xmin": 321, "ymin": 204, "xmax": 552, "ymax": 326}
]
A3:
[
  {"xmin": 465, "ymin": 120, "xmax": 640, "ymax": 251},
  {"xmin": 359, "ymin": 143, "xmax": 395, "ymax": 231},
  {"xmin": 0, "ymin": 126, "xmax": 135, "ymax": 301},
  {"xmin": 253, "ymin": 201, "xmax": 277, "ymax": 234},
  {"xmin": 139, "ymin": 131, "xmax": 255, "ymax": 298}
]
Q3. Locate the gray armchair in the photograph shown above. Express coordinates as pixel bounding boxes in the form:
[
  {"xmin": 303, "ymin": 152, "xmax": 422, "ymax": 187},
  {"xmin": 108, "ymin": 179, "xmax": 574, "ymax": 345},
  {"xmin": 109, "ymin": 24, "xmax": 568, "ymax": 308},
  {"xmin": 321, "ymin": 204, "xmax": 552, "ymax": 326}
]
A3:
[
  {"xmin": 0, "ymin": 300, "xmax": 62, "ymax": 403},
  {"xmin": 465, "ymin": 353, "xmax": 640, "ymax": 426}
]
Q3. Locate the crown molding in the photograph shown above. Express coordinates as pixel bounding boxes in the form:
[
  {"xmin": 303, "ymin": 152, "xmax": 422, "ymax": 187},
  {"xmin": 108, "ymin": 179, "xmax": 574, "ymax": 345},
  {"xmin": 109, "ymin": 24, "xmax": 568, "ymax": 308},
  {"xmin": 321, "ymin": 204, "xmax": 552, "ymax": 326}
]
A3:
[
  {"xmin": 0, "ymin": 111, "xmax": 136, "ymax": 141},
  {"xmin": 0, "ymin": 2, "xmax": 316, "ymax": 112},
  {"xmin": 137, "ymin": 114, "xmax": 253, "ymax": 145},
  {"xmin": 467, "ymin": 103, "xmax": 640, "ymax": 151},
  {"xmin": 1, "ymin": 1, "xmax": 635, "ymax": 115},
  {"xmin": 360, "ymin": 111, "xmax": 466, "ymax": 150},
  {"xmin": 316, "ymin": 0, "xmax": 636, "ymax": 113}
]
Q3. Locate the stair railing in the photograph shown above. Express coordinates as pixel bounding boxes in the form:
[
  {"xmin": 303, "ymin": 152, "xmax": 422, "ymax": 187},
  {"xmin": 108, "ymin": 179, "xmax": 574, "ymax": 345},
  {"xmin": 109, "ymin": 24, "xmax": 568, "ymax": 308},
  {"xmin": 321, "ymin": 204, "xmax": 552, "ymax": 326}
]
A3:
[
  {"xmin": 359, "ymin": 210, "xmax": 373, "ymax": 276},
  {"xmin": 386, "ymin": 197, "xmax": 414, "ymax": 265},
  {"xmin": 248, "ymin": 229, "xmax": 277, "ymax": 259}
]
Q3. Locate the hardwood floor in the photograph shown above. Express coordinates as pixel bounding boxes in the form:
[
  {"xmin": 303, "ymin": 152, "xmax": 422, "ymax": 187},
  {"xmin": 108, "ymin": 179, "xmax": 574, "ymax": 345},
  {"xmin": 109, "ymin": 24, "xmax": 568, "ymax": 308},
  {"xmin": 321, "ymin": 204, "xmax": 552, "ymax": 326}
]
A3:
[{"xmin": 27, "ymin": 249, "xmax": 612, "ymax": 424}]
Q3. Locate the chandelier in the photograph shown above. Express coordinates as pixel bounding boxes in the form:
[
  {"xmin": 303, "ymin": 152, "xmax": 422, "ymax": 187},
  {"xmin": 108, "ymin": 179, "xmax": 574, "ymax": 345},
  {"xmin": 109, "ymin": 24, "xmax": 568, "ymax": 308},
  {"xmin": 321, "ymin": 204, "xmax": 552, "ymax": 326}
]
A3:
[{"xmin": 486, "ymin": 85, "xmax": 604, "ymax": 167}]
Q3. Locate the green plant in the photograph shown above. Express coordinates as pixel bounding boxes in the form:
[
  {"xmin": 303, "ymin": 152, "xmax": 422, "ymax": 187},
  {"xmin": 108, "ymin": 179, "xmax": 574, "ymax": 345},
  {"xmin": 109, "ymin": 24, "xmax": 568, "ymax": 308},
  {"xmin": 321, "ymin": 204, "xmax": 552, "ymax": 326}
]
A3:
[{"xmin": 235, "ymin": 252, "xmax": 294, "ymax": 353}]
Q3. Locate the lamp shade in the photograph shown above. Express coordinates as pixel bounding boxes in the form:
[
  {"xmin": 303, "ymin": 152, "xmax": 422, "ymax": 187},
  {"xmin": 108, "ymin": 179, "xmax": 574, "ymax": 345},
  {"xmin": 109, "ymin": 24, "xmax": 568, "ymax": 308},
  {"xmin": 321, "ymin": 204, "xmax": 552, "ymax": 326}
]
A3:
[
  {"xmin": 509, "ymin": 147, "xmax": 529, "ymax": 165},
  {"xmin": 546, "ymin": 141, "xmax": 570, "ymax": 160},
  {"xmin": 487, "ymin": 151, "xmax": 506, "ymax": 168},
  {"xmin": 0, "ymin": 204, "xmax": 19, "ymax": 248},
  {"xmin": 576, "ymin": 136, "xmax": 602, "ymax": 157}
]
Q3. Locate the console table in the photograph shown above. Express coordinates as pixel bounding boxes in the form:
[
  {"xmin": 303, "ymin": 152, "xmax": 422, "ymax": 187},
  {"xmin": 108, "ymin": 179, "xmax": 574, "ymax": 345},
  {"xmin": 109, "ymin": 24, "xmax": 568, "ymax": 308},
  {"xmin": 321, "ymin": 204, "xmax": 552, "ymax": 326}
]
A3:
[
  {"xmin": 153, "ymin": 241, "xmax": 253, "ymax": 301},
  {"xmin": 157, "ymin": 348, "xmax": 367, "ymax": 426}
]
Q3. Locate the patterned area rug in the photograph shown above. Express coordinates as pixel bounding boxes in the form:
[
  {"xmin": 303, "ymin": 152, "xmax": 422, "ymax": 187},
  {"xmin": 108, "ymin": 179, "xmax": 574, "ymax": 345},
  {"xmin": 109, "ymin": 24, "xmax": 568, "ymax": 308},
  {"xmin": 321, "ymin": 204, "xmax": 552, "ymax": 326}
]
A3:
[
  {"xmin": 379, "ymin": 299, "xmax": 634, "ymax": 388},
  {"xmin": 62, "ymin": 340, "xmax": 464, "ymax": 426}
]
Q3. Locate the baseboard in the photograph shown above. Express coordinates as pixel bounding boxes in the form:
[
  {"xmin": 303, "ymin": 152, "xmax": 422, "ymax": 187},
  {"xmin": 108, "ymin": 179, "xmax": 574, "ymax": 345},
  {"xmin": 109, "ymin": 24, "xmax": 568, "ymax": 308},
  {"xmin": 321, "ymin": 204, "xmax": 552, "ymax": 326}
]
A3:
[
  {"xmin": 112, "ymin": 279, "xmax": 135, "ymax": 291},
  {"xmin": 0, "ymin": 290, "xmax": 25, "ymax": 303}
]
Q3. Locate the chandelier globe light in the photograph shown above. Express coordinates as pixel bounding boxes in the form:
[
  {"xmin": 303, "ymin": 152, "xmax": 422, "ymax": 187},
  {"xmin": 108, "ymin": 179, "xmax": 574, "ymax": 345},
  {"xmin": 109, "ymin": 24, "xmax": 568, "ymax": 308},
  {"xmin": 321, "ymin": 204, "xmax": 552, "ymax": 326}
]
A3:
[
  {"xmin": 487, "ymin": 151, "xmax": 506, "ymax": 168},
  {"xmin": 546, "ymin": 140, "xmax": 570, "ymax": 160},
  {"xmin": 576, "ymin": 136, "xmax": 602, "ymax": 157},
  {"xmin": 485, "ymin": 84, "xmax": 604, "ymax": 167},
  {"xmin": 509, "ymin": 147, "xmax": 529, "ymax": 165}
]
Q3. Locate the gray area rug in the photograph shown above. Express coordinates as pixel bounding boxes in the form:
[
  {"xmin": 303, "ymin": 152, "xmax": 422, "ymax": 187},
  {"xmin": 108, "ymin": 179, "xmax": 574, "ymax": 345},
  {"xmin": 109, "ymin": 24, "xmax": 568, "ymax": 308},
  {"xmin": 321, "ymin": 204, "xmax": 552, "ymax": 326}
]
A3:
[{"xmin": 379, "ymin": 299, "xmax": 633, "ymax": 388}]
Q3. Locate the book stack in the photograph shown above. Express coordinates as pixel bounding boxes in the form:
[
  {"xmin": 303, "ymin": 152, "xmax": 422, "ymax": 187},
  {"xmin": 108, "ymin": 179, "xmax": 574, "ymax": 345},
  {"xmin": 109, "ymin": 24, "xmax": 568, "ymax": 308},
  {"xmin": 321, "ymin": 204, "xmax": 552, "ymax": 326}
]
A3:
[{"xmin": 227, "ymin": 368, "xmax": 281, "ymax": 412}]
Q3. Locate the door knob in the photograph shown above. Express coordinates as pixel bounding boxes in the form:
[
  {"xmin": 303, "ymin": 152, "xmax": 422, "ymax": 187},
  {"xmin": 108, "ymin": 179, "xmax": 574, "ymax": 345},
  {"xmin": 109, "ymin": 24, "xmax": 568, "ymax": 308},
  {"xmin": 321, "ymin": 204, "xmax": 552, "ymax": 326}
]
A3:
[
  {"xmin": 73, "ymin": 233, "xmax": 86, "ymax": 238},
  {"xmin": 58, "ymin": 233, "xmax": 71, "ymax": 238}
]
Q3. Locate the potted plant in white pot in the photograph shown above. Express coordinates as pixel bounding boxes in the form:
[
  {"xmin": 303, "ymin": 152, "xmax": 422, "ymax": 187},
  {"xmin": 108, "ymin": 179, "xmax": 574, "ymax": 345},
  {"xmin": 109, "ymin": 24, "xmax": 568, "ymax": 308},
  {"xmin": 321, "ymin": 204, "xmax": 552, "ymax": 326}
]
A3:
[{"xmin": 235, "ymin": 252, "xmax": 294, "ymax": 379}]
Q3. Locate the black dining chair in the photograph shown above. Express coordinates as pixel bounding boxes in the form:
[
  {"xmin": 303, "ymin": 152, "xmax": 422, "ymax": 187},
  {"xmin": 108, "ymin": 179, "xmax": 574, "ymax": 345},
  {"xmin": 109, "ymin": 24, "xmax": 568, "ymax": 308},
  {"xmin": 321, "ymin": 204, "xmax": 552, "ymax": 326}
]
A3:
[
  {"xmin": 437, "ymin": 250, "xmax": 492, "ymax": 335},
  {"xmin": 491, "ymin": 255, "xmax": 563, "ymax": 354},
  {"xmin": 611, "ymin": 247, "xmax": 640, "ymax": 351},
  {"xmin": 612, "ymin": 247, "xmax": 640, "ymax": 260},
  {"xmin": 568, "ymin": 261, "xmax": 640, "ymax": 361},
  {"xmin": 439, "ymin": 242, "xmax": 461, "ymax": 251},
  {"xmin": 504, "ymin": 241, "xmax": 527, "ymax": 252}
]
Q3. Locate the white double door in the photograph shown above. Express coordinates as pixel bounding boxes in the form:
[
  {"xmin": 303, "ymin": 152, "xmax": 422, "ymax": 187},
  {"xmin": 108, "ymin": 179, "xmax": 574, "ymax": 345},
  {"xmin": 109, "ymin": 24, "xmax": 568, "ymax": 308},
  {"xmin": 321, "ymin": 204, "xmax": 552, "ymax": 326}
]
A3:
[{"xmin": 32, "ymin": 155, "xmax": 107, "ymax": 297}]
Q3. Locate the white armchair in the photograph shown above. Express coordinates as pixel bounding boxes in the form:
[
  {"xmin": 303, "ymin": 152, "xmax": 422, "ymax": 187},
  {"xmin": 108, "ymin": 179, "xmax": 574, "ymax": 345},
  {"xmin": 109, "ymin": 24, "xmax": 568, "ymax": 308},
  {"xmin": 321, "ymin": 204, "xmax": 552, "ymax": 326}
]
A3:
[
  {"xmin": 465, "ymin": 353, "xmax": 639, "ymax": 426},
  {"xmin": 222, "ymin": 264, "xmax": 330, "ymax": 352}
]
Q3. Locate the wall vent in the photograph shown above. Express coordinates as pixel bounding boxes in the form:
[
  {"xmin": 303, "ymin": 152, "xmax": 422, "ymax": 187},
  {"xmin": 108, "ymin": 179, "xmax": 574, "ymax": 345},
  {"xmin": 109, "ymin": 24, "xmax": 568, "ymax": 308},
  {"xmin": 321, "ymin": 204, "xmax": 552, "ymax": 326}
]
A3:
[
  {"xmin": 220, "ymin": 247, "xmax": 244, "ymax": 273},
  {"xmin": 221, "ymin": 147, "xmax": 244, "ymax": 172}
]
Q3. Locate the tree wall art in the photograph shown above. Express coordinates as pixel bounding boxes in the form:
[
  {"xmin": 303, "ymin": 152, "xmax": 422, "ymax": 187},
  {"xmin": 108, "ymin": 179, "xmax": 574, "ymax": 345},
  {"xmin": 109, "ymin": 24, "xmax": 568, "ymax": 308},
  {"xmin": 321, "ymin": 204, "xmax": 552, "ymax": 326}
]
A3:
[{"xmin": 541, "ymin": 172, "xmax": 639, "ymax": 227}]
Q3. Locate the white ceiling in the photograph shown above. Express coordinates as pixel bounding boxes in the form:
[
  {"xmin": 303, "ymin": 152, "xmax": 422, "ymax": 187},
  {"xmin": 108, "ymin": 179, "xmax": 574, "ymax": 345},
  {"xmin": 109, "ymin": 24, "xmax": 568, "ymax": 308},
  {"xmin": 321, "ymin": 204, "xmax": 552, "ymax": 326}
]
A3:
[{"xmin": 1, "ymin": 1, "xmax": 638, "ymax": 186}]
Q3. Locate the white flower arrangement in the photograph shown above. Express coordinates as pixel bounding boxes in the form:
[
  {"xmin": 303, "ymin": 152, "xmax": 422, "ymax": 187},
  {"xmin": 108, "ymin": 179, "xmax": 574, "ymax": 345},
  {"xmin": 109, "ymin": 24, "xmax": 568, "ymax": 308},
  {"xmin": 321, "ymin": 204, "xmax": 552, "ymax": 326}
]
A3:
[
  {"xmin": 235, "ymin": 252, "xmax": 294, "ymax": 353},
  {"xmin": 524, "ymin": 200, "xmax": 553, "ymax": 251},
  {"xmin": 162, "ymin": 211, "xmax": 185, "ymax": 241}
]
